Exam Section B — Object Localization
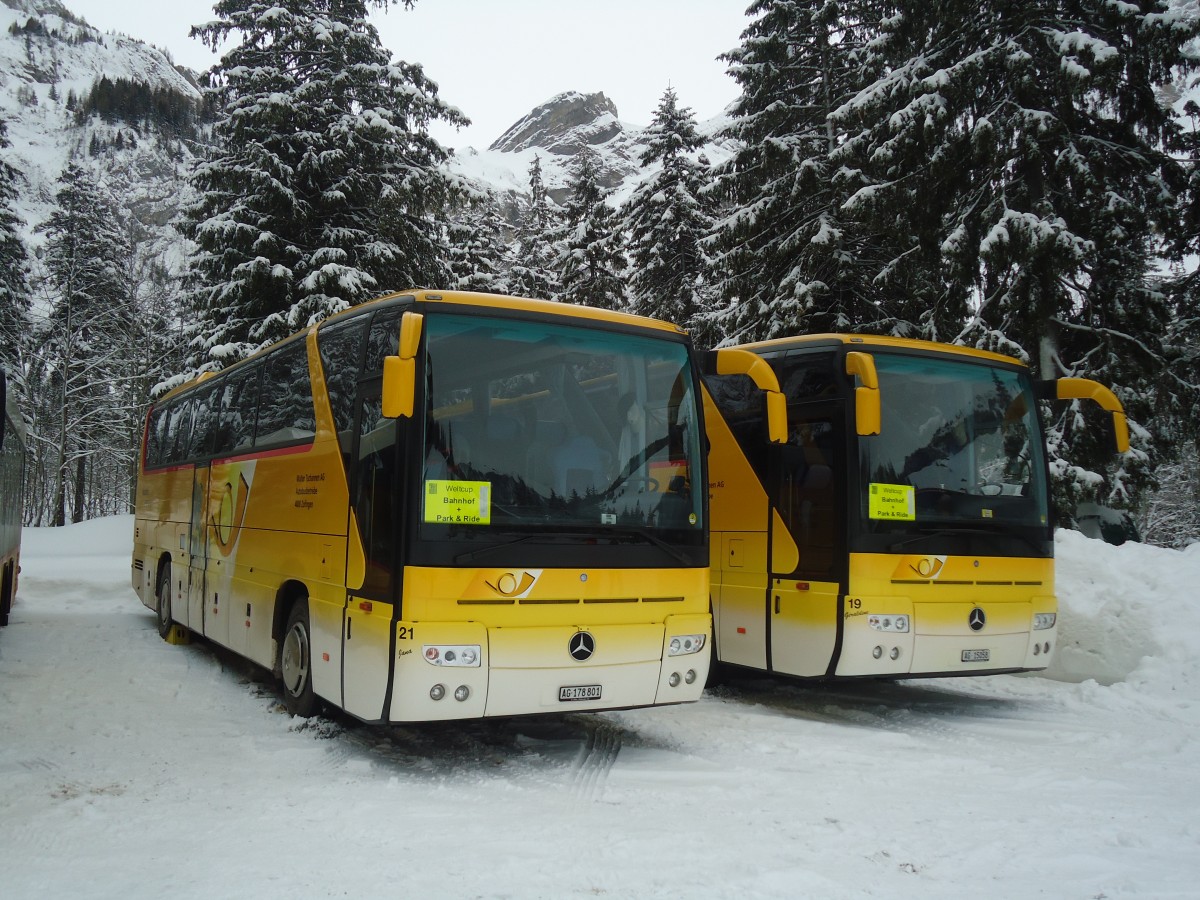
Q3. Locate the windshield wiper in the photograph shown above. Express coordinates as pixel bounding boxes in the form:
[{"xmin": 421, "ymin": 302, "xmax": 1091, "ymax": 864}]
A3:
[
  {"xmin": 888, "ymin": 523, "xmax": 1047, "ymax": 555},
  {"xmin": 452, "ymin": 532, "xmax": 563, "ymax": 565},
  {"xmin": 611, "ymin": 527, "xmax": 694, "ymax": 566}
]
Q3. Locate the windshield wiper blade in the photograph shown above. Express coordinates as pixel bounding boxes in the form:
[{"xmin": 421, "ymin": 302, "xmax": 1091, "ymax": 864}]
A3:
[
  {"xmin": 452, "ymin": 532, "xmax": 546, "ymax": 565},
  {"xmin": 888, "ymin": 523, "xmax": 1046, "ymax": 554},
  {"xmin": 612, "ymin": 527, "xmax": 694, "ymax": 566}
]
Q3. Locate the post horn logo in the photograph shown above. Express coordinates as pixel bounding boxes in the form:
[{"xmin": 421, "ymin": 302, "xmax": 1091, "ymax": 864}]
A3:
[
  {"xmin": 484, "ymin": 570, "xmax": 540, "ymax": 598},
  {"xmin": 909, "ymin": 556, "xmax": 946, "ymax": 579}
]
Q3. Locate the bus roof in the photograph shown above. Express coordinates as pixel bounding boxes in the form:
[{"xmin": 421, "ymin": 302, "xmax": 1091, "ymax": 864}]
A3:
[
  {"xmin": 156, "ymin": 290, "xmax": 690, "ymax": 404},
  {"xmin": 730, "ymin": 333, "xmax": 1027, "ymax": 368}
]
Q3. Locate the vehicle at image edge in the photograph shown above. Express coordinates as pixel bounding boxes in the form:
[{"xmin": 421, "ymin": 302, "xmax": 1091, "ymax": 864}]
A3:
[
  {"xmin": 1, "ymin": 368, "xmax": 25, "ymax": 627},
  {"xmin": 700, "ymin": 334, "xmax": 1128, "ymax": 681},
  {"xmin": 132, "ymin": 290, "xmax": 773, "ymax": 722}
]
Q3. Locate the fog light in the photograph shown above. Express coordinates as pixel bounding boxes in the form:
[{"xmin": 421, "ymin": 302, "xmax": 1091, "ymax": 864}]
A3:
[
  {"xmin": 684, "ymin": 669, "xmax": 697, "ymax": 684},
  {"xmin": 668, "ymin": 672, "xmax": 681, "ymax": 687},
  {"xmin": 872, "ymin": 645, "xmax": 883, "ymax": 659},
  {"xmin": 1044, "ymin": 641, "xmax": 1051, "ymax": 654},
  {"xmin": 429, "ymin": 684, "xmax": 446, "ymax": 701},
  {"xmin": 1033, "ymin": 643, "xmax": 1041, "ymax": 656},
  {"xmin": 889, "ymin": 647, "xmax": 900, "ymax": 661},
  {"xmin": 454, "ymin": 685, "xmax": 470, "ymax": 702}
]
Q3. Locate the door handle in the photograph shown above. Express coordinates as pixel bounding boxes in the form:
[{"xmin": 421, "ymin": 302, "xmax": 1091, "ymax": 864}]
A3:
[{"xmin": 774, "ymin": 595, "xmax": 780, "ymax": 615}]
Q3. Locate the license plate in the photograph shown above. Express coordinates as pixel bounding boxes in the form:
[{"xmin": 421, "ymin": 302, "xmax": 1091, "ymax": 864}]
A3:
[
  {"xmin": 961, "ymin": 649, "xmax": 990, "ymax": 663},
  {"xmin": 559, "ymin": 684, "xmax": 602, "ymax": 702}
]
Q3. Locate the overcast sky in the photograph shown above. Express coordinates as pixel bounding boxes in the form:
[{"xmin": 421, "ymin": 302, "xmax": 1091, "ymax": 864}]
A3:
[{"xmin": 64, "ymin": 0, "xmax": 751, "ymax": 150}]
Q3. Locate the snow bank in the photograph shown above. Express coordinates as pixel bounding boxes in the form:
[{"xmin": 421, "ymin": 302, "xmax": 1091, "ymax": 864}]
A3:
[{"xmin": 1046, "ymin": 528, "xmax": 1200, "ymax": 690}]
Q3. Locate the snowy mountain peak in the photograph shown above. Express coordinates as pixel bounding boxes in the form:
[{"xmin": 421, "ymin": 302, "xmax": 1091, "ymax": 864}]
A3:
[{"xmin": 489, "ymin": 91, "xmax": 623, "ymax": 155}]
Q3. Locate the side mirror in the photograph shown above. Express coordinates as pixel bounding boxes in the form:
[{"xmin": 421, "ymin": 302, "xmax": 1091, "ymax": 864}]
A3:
[
  {"xmin": 714, "ymin": 347, "xmax": 788, "ymax": 443},
  {"xmin": 845, "ymin": 351, "xmax": 881, "ymax": 436},
  {"xmin": 1046, "ymin": 377, "xmax": 1130, "ymax": 454},
  {"xmin": 382, "ymin": 311, "xmax": 424, "ymax": 419}
]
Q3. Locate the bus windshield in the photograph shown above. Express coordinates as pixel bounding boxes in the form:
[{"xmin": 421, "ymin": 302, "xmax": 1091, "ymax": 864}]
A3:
[
  {"xmin": 860, "ymin": 353, "xmax": 1049, "ymax": 531},
  {"xmin": 420, "ymin": 314, "xmax": 703, "ymax": 538}
]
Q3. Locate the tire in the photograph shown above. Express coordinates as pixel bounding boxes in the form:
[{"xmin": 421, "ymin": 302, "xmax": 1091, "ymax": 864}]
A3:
[
  {"xmin": 280, "ymin": 599, "xmax": 319, "ymax": 718},
  {"xmin": 155, "ymin": 562, "xmax": 173, "ymax": 639},
  {"xmin": 0, "ymin": 562, "xmax": 12, "ymax": 627}
]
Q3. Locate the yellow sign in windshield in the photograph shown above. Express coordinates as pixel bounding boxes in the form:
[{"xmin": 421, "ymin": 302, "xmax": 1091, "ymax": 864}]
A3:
[
  {"xmin": 869, "ymin": 483, "xmax": 915, "ymax": 521},
  {"xmin": 424, "ymin": 480, "xmax": 492, "ymax": 525}
]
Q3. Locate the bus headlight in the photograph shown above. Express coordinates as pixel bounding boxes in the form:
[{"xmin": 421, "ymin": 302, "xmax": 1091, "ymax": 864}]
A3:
[
  {"xmin": 422, "ymin": 645, "xmax": 482, "ymax": 667},
  {"xmin": 668, "ymin": 634, "xmax": 706, "ymax": 656},
  {"xmin": 868, "ymin": 614, "xmax": 910, "ymax": 633},
  {"xmin": 1033, "ymin": 613, "xmax": 1057, "ymax": 631}
]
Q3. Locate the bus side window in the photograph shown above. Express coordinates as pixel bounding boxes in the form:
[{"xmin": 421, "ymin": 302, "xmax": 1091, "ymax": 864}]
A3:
[
  {"xmin": 257, "ymin": 342, "xmax": 315, "ymax": 447},
  {"xmin": 146, "ymin": 406, "xmax": 167, "ymax": 468},
  {"xmin": 214, "ymin": 367, "xmax": 260, "ymax": 457},
  {"xmin": 318, "ymin": 317, "xmax": 368, "ymax": 459},
  {"xmin": 165, "ymin": 399, "xmax": 194, "ymax": 466},
  {"xmin": 187, "ymin": 385, "xmax": 219, "ymax": 461},
  {"xmin": 363, "ymin": 309, "xmax": 401, "ymax": 376}
]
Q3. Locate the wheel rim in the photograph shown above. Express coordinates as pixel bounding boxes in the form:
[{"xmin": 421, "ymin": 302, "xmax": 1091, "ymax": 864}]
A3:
[
  {"xmin": 281, "ymin": 621, "xmax": 310, "ymax": 698},
  {"xmin": 158, "ymin": 577, "xmax": 170, "ymax": 629}
]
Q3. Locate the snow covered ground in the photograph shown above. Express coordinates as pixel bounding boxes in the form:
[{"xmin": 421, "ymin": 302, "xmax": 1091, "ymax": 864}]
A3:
[{"xmin": 1, "ymin": 517, "xmax": 1197, "ymax": 899}]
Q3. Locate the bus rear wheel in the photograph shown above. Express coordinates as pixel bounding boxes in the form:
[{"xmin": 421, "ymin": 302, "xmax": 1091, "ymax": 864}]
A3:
[
  {"xmin": 280, "ymin": 600, "xmax": 318, "ymax": 718},
  {"xmin": 155, "ymin": 562, "xmax": 173, "ymax": 639},
  {"xmin": 0, "ymin": 561, "xmax": 13, "ymax": 627}
]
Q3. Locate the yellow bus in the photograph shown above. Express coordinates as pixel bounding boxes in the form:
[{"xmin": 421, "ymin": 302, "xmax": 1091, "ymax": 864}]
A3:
[
  {"xmin": 1, "ymin": 368, "xmax": 25, "ymax": 627},
  {"xmin": 132, "ymin": 290, "xmax": 725, "ymax": 721},
  {"xmin": 701, "ymin": 334, "xmax": 1128, "ymax": 680}
]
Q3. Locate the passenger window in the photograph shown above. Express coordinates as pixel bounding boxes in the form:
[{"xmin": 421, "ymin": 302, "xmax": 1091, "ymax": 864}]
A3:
[
  {"xmin": 214, "ymin": 367, "xmax": 260, "ymax": 456},
  {"xmin": 318, "ymin": 317, "xmax": 368, "ymax": 451},
  {"xmin": 187, "ymin": 385, "xmax": 219, "ymax": 459},
  {"xmin": 165, "ymin": 399, "xmax": 194, "ymax": 464},
  {"xmin": 363, "ymin": 309, "xmax": 401, "ymax": 377},
  {"xmin": 256, "ymin": 342, "xmax": 315, "ymax": 447}
]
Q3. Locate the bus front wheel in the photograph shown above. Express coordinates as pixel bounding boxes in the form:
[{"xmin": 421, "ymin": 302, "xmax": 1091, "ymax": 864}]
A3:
[
  {"xmin": 155, "ymin": 562, "xmax": 173, "ymax": 639},
  {"xmin": 280, "ymin": 600, "xmax": 318, "ymax": 718}
]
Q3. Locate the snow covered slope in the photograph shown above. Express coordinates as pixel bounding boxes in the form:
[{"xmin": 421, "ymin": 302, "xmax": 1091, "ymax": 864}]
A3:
[
  {"xmin": 1, "ymin": 519, "xmax": 1196, "ymax": 899},
  {"xmin": 0, "ymin": 0, "xmax": 201, "ymax": 241}
]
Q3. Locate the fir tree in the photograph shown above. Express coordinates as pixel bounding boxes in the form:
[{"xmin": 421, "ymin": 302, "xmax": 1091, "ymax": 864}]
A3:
[
  {"xmin": 446, "ymin": 195, "xmax": 511, "ymax": 294},
  {"xmin": 182, "ymin": 0, "xmax": 468, "ymax": 368},
  {"xmin": 0, "ymin": 118, "xmax": 31, "ymax": 375},
  {"xmin": 621, "ymin": 87, "xmax": 717, "ymax": 339},
  {"xmin": 833, "ymin": 0, "xmax": 1200, "ymax": 514},
  {"xmin": 555, "ymin": 149, "xmax": 627, "ymax": 311},
  {"xmin": 508, "ymin": 155, "xmax": 560, "ymax": 300},
  {"xmin": 712, "ymin": 0, "xmax": 884, "ymax": 344},
  {"xmin": 35, "ymin": 163, "xmax": 133, "ymax": 525}
]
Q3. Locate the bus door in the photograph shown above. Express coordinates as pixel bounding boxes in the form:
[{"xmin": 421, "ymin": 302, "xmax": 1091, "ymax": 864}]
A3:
[
  {"xmin": 342, "ymin": 313, "xmax": 404, "ymax": 721},
  {"xmin": 769, "ymin": 408, "xmax": 845, "ymax": 677},
  {"xmin": 187, "ymin": 464, "xmax": 213, "ymax": 636}
]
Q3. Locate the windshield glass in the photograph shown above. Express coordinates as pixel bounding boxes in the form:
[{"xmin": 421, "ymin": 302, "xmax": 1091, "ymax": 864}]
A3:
[
  {"xmin": 420, "ymin": 314, "xmax": 703, "ymax": 538},
  {"xmin": 860, "ymin": 353, "xmax": 1049, "ymax": 530}
]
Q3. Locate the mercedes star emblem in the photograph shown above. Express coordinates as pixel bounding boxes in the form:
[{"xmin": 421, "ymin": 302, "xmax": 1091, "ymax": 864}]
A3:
[
  {"xmin": 568, "ymin": 631, "xmax": 596, "ymax": 661},
  {"xmin": 968, "ymin": 607, "xmax": 987, "ymax": 632}
]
